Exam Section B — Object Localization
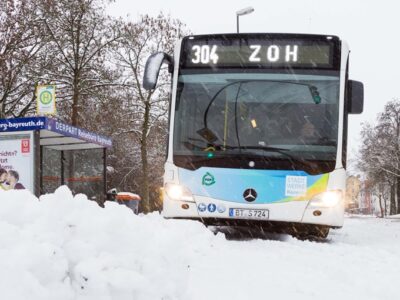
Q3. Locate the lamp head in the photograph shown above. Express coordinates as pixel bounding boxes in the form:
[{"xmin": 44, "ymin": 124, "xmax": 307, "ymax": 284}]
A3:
[{"xmin": 236, "ymin": 7, "xmax": 255, "ymax": 16}]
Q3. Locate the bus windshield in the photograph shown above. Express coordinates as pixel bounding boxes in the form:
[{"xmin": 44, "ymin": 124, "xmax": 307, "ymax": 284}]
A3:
[{"xmin": 173, "ymin": 71, "xmax": 340, "ymax": 174}]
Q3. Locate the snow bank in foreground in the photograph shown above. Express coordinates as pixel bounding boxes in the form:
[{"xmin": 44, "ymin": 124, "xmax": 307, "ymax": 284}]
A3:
[
  {"xmin": 1, "ymin": 187, "xmax": 400, "ymax": 300},
  {"xmin": 0, "ymin": 187, "xmax": 219, "ymax": 300}
]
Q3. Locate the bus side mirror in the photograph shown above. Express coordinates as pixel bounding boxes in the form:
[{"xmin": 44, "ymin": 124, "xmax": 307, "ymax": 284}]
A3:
[
  {"xmin": 143, "ymin": 52, "xmax": 173, "ymax": 90},
  {"xmin": 347, "ymin": 80, "xmax": 364, "ymax": 114}
]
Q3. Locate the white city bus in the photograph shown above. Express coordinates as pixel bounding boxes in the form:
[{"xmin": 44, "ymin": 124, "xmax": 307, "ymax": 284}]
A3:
[{"xmin": 143, "ymin": 33, "xmax": 363, "ymax": 238}]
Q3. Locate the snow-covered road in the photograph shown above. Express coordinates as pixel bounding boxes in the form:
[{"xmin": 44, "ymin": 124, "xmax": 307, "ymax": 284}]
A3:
[
  {"xmin": 182, "ymin": 215, "xmax": 400, "ymax": 300},
  {"xmin": 0, "ymin": 187, "xmax": 399, "ymax": 300}
]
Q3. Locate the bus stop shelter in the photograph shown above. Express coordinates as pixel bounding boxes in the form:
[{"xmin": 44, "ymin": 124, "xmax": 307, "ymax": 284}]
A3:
[{"xmin": 0, "ymin": 117, "xmax": 112, "ymax": 200}]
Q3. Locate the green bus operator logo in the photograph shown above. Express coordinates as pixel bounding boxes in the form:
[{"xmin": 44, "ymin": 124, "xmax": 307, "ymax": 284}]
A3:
[
  {"xmin": 202, "ymin": 172, "xmax": 216, "ymax": 186},
  {"xmin": 40, "ymin": 90, "xmax": 53, "ymax": 105}
]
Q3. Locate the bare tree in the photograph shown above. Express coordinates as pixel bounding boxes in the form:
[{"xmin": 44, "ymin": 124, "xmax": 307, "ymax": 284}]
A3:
[
  {"xmin": 113, "ymin": 14, "xmax": 185, "ymax": 212},
  {"xmin": 358, "ymin": 99, "xmax": 400, "ymax": 214},
  {"xmin": 0, "ymin": 0, "xmax": 44, "ymax": 118},
  {"xmin": 36, "ymin": 0, "xmax": 121, "ymax": 126},
  {"xmin": 378, "ymin": 100, "xmax": 400, "ymax": 213}
]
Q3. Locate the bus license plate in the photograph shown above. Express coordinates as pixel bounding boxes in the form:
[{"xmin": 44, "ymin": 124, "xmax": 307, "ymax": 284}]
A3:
[{"xmin": 229, "ymin": 208, "xmax": 269, "ymax": 219}]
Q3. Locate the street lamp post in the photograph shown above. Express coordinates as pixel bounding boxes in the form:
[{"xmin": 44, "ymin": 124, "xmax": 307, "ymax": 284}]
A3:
[{"xmin": 236, "ymin": 7, "xmax": 255, "ymax": 33}]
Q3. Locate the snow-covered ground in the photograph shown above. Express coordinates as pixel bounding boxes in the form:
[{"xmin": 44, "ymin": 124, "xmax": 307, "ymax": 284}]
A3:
[{"xmin": 0, "ymin": 187, "xmax": 399, "ymax": 300}]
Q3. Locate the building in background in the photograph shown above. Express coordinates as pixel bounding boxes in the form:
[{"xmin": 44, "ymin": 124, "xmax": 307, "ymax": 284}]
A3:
[
  {"xmin": 359, "ymin": 180, "xmax": 374, "ymax": 215},
  {"xmin": 346, "ymin": 175, "xmax": 361, "ymax": 212}
]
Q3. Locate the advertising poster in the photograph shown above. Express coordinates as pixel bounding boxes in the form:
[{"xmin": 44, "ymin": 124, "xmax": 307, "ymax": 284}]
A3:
[{"xmin": 0, "ymin": 131, "xmax": 34, "ymax": 192}]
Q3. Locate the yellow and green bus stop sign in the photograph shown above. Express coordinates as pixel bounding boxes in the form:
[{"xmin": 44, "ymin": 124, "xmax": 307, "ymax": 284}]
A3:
[{"xmin": 36, "ymin": 85, "xmax": 56, "ymax": 115}]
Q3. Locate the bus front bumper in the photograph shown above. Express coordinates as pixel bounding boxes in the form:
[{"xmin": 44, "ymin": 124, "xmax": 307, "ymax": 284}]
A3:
[{"xmin": 162, "ymin": 196, "xmax": 344, "ymax": 228}]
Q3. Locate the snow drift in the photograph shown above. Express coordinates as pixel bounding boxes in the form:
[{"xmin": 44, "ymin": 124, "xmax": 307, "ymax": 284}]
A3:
[
  {"xmin": 0, "ymin": 186, "xmax": 219, "ymax": 300},
  {"xmin": 0, "ymin": 186, "xmax": 399, "ymax": 300}
]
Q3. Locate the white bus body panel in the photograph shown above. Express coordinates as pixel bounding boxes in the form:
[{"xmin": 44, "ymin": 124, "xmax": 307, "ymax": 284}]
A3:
[{"xmin": 163, "ymin": 163, "xmax": 345, "ymax": 227}]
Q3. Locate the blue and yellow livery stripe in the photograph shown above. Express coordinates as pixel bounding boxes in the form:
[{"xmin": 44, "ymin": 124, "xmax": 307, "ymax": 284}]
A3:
[{"xmin": 179, "ymin": 167, "xmax": 329, "ymax": 204}]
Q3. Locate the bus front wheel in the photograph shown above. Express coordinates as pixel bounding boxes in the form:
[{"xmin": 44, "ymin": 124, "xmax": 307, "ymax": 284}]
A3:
[{"xmin": 292, "ymin": 225, "xmax": 330, "ymax": 240}]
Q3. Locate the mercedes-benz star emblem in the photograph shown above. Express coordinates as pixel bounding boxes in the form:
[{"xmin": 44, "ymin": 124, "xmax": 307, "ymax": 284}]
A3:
[{"xmin": 243, "ymin": 188, "xmax": 257, "ymax": 202}]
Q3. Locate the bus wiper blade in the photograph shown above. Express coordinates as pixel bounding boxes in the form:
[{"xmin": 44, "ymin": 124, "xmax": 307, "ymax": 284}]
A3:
[
  {"xmin": 224, "ymin": 145, "xmax": 317, "ymax": 170},
  {"xmin": 225, "ymin": 145, "xmax": 289, "ymax": 151},
  {"xmin": 182, "ymin": 142, "xmax": 317, "ymax": 172},
  {"xmin": 223, "ymin": 145, "xmax": 294, "ymax": 159}
]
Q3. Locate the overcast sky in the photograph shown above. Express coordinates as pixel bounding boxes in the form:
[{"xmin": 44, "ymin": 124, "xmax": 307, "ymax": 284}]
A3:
[{"xmin": 108, "ymin": 0, "xmax": 400, "ymax": 160}]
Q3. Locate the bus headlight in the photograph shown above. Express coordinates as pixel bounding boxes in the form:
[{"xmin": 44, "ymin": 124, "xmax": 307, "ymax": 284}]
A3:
[
  {"xmin": 309, "ymin": 190, "xmax": 343, "ymax": 208},
  {"xmin": 164, "ymin": 183, "xmax": 194, "ymax": 202}
]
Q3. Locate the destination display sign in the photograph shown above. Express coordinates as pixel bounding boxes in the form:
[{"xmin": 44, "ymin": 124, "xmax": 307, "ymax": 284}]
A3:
[{"xmin": 181, "ymin": 34, "xmax": 339, "ymax": 69}]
